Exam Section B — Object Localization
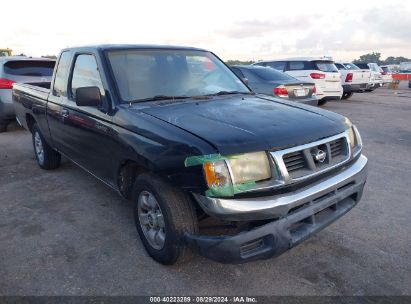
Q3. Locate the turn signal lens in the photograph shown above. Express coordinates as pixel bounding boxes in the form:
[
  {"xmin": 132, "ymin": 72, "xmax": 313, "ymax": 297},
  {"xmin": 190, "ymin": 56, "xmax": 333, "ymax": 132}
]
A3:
[
  {"xmin": 347, "ymin": 125, "xmax": 362, "ymax": 153},
  {"xmin": 203, "ymin": 161, "xmax": 230, "ymax": 188},
  {"xmin": 347, "ymin": 127, "xmax": 357, "ymax": 149}
]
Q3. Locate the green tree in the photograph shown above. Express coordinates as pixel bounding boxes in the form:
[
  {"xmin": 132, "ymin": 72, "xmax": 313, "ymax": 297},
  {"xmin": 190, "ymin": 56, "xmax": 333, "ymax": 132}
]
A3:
[
  {"xmin": 353, "ymin": 52, "xmax": 382, "ymax": 64},
  {"xmin": 382, "ymin": 56, "xmax": 410, "ymax": 64},
  {"xmin": 225, "ymin": 60, "xmax": 255, "ymax": 66}
]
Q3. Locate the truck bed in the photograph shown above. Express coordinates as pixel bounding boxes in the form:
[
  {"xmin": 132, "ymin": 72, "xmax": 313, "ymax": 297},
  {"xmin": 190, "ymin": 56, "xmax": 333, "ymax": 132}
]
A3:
[{"xmin": 13, "ymin": 82, "xmax": 51, "ymax": 101}]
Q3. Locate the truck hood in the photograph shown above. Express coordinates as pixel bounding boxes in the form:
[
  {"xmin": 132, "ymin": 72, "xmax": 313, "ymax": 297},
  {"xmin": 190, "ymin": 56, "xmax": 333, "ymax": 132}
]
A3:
[{"xmin": 134, "ymin": 95, "xmax": 349, "ymax": 154}]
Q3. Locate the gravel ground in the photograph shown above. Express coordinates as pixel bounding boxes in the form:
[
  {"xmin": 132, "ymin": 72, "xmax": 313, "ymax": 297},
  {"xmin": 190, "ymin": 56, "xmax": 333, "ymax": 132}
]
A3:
[{"xmin": 0, "ymin": 83, "xmax": 410, "ymax": 296}]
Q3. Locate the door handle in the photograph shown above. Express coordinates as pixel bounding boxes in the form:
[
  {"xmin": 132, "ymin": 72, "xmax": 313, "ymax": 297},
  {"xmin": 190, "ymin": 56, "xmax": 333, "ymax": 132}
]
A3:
[{"xmin": 61, "ymin": 109, "xmax": 69, "ymax": 118}]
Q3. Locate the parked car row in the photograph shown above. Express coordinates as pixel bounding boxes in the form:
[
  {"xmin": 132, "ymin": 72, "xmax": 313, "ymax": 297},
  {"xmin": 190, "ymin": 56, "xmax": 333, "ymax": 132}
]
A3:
[
  {"xmin": 0, "ymin": 56, "xmax": 55, "ymax": 132},
  {"xmin": 229, "ymin": 59, "xmax": 393, "ymax": 106}
]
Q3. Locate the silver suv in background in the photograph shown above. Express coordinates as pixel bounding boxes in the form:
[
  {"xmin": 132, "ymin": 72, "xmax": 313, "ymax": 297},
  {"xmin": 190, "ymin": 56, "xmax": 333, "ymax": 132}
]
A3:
[{"xmin": 0, "ymin": 57, "xmax": 55, "ymax": 132}]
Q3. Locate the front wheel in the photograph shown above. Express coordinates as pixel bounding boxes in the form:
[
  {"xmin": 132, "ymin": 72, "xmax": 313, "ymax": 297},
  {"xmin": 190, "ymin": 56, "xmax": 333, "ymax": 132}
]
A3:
[
  {"xmin": 132, "ymin": 173, "xmax": 198, "ymax": 265},
  {"xmin": 32, "ymin": 123, "xmax": 61, "ymax": 170}
]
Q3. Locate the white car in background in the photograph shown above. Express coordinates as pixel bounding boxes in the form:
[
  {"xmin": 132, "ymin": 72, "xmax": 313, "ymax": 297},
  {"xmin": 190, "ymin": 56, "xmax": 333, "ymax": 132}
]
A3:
[
  {"xmin": 253, "ymin": 58, "xmax": 343, "ymax": 105},
  {"xmin": 380, "ymin": 65, "xmax": 393, "ymax": 84},
  {"xmin": 355, "ymin": 63, "xmax": 383, "ymax": 91},
  {"xmin": 335, "ymin": 62, "xmax": 372, "ymax": 99}
]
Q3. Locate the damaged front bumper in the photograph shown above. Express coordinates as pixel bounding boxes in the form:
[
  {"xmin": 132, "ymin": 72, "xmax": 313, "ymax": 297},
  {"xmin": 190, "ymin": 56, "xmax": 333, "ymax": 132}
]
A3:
[{"xmin": 186, "ymin": 155, "xmax": 367, "ymax": 263}]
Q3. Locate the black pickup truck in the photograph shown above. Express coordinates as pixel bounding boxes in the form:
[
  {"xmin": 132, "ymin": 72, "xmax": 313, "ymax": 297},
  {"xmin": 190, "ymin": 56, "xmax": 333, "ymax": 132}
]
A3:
[{"xmin": 13, "ymin": 45, "xmax": 368, "ymax": 265}]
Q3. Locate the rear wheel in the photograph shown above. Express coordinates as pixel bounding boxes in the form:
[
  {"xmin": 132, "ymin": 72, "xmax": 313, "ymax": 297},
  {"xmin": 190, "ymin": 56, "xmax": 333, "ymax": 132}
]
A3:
[
  {"xmin": 0, "ymin": 123, "xmax": 7, "ymax": 133},
  {"xmin": 342, "ymin": 92, "xmax": 353, "ymax": 100},
  {"xmin": 32, "ymin": 123, "xmax": 61, "ymax": 170},
  {"xmin": 318, "ymin": 99, "xmax": 328, "ymax": 106},
  {"xmin": 132, "ymin": 173, "xmax": 198, "ymax": 265}
]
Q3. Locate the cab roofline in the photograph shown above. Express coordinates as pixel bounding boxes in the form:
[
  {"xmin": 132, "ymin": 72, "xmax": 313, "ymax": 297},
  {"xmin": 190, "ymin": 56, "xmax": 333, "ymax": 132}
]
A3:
[{"xmin": 60, "ymin": 44, "xmax": 208, "ymax": 53}]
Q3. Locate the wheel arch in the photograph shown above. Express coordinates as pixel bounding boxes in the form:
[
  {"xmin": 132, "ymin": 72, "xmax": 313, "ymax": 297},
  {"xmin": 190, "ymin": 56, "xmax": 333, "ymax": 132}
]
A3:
[{"xmin": 25, "ymin": 113, "xmax": 36, "ymax": 132}]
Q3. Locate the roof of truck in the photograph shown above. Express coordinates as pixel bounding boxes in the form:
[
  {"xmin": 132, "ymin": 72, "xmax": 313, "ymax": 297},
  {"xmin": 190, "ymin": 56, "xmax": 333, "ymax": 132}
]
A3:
[{"xmin": 61, "ymin": 44, "xmax": 208, "ymax": 52}]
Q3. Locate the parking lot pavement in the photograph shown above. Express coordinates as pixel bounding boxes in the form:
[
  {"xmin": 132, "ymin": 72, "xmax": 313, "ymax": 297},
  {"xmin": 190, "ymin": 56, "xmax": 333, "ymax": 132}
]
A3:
[{"xmin": 0, "ymin": 83, "xmax": 410, "ymax": 296}]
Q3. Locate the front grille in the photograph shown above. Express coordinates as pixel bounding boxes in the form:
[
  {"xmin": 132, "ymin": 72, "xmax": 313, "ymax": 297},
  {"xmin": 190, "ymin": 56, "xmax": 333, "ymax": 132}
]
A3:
[
  {"xmin": 280, "ymin": 135, "xmax": 349, "ymax": 180},
  {"xmin": 283, "ymin": 151, "xmax": 305, "ymax": 171},
  {"xmin": 330, "ymin": 138, "xmax": 344, "ymax": 157}
]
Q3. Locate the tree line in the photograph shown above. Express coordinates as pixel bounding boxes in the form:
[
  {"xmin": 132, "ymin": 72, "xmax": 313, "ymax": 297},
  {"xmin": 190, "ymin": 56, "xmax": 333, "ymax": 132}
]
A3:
[{"xmin": 225, "ymin": 52, "xmax": 410, "ymax": 66}]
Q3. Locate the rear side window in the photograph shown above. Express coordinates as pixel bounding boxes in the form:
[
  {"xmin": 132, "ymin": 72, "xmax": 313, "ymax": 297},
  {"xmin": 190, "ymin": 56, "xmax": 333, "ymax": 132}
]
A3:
[
  {"xmin": 70, "ymin": 54, "xmax": 104, "ymax": 98},
  {"xmin": 53, "ymin": 52, "xmax": 72, "ymax": 97},
  {"xmin": 288, "ymin": 61, "xmax": 306, "ymax": 70},
  {"xmin": 343, "ymin": 63, "xmax": 360, "ymax": 70},
  {"xmin": 3, "ymin": 60, "xmax": 55, "ymax": 76},
  {"xmin": 314, "ymin": 61, "xmax": 338, "ymax": 72},
  {"xmin": 266, "ymin": 61, "xmax": 286, "ymax": 71},
  {"xmin": 335, "ymin": 63, "xmax": 346, "ymax": 70},
  {"xmin": 250, "ymin": 67, "xmax": 296, "ymax": 81},
  {"xmin": 355, "ymin": 63, "xmax": 369, "ymax": 69}
]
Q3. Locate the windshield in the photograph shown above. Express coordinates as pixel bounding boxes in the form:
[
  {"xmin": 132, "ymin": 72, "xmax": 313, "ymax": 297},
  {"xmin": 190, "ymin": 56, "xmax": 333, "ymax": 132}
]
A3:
[
  {"xmin": 107, "ymin": 49, "xmax": 250, "ymax": 102},
  {"xmin": 314, "ymin": 61, "xmax": 339, "ymax": 72},
  {"xmin": 250, "ymin": 67, "xmax": 297, "ymax": 81},
  {"xmin": 343, "ymin": 63, "xmax": 360, "ymax": 70}
]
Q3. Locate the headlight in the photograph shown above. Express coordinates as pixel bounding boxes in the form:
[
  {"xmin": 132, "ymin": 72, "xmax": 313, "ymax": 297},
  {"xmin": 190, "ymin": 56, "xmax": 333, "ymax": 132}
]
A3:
[
  {"xmin": 347, "ymin": 125, "xmax": 362, "ymax": 153},
  {"xmin": 227, "ymin": 152, "xmax": 271, "ymax": 184},
  {"xmin": 202, "ymin": 151, "xmax": 272, "ymax": 196}
]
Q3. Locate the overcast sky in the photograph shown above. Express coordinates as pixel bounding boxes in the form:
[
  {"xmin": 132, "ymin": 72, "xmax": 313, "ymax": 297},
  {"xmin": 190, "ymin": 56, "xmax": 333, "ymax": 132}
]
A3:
[{"xmin": 3, "ymin": 0, "xmax": 411, "ymax": 61}]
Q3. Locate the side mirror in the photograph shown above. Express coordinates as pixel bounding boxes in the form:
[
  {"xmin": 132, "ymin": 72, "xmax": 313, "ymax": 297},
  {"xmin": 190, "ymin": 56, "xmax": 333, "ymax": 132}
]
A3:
[
  {"xmin": 75, "ymin": 86, "xmax": 102, "ymax": 107},
  {"xmin": 242, "ymin": 78, "xmax": 249, "ymax": 85}
]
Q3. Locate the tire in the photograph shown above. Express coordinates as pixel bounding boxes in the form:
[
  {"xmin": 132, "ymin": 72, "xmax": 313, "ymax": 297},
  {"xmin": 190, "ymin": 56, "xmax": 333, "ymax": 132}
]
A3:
[
  {"xmin": 318, "ymin": 99, "xmax": 328, "ymax": 106},
  {"xmin": 32, "ymin": 123, "xmax": 61, "ymax": 170},
  {"xmin": 132, "ymin": 172, "xmax": 198, "ymax": 265},
  {"xmin": 342, "ymin": 92, "xmax": 353, "ymax": 100},
  {"xmin": 0, "ymin": 123, "xmax": 7, "ymax": 133}
]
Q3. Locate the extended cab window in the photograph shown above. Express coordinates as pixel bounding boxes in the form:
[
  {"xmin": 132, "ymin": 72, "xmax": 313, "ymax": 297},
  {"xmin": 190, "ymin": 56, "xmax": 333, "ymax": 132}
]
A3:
[
  {"xmin": 53, "ymin": 51, "xmax": 71, "ymax": 97},
  {"xmin": 70, "ymin": 54, "xmax": 104, "ymax": 98}
]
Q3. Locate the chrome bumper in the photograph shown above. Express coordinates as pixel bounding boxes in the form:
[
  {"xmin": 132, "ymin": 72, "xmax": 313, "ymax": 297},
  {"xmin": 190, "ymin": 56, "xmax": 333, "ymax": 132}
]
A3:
[{"xmin": 193, "ymin": 155, "xmax": 368, "ymax": 221}]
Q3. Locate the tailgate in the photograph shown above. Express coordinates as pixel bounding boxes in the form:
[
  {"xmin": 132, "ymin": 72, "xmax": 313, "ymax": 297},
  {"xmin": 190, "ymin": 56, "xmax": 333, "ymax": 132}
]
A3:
[
  {"xmin": 351, "ymin": 70, "xmax": 371, "ymax": 84},
  {"xmin": 323, "ymin": 72, "xmax": 341, "ymax": 90}
]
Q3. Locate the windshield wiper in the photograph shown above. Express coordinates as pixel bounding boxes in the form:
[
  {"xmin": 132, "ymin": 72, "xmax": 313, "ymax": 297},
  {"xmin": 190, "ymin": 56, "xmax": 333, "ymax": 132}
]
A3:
[
  {"xmin": 206, "ymin": 91, "xmax": 253, "ymax": 96},
  {"xmin": 130, "ymin": 95, "xmax": 190, "ymax": 103}
]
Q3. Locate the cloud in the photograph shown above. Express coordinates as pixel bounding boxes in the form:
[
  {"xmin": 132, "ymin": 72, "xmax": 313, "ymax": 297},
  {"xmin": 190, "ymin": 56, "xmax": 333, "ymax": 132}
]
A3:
[{"xmin": 220, "ymin": 16, "xmax": 313, "ymax": 39}]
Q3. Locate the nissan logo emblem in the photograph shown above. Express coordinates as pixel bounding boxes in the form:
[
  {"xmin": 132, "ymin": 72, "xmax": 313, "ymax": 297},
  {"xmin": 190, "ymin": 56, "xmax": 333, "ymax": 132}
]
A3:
[{"xmin": 312, "ymin": 149, "xmax": 327, "ymax": 163}]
